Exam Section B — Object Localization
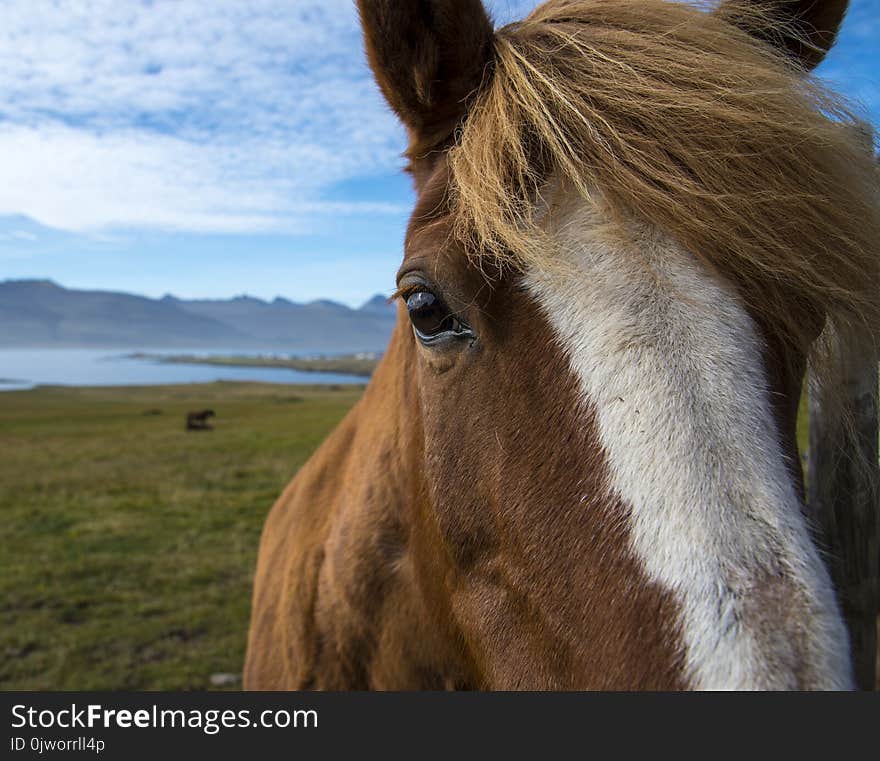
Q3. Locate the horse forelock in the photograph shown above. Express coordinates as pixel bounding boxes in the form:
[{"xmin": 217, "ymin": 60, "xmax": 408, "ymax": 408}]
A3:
[{"xmin": 447, "ymin": 0, "xmax": 880, "ymax": 383}]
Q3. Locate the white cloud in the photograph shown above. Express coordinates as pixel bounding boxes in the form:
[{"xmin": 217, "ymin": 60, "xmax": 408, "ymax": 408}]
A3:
[
  {"xmin": 0, "ymin": 0, "xmax": 870, "ymax": 237},
  {"xmin": 0, "ymin": 123, "xmax": 406, "ymax": 233},
  {"xmin": 0, "ymin": 0, "xmax": 407, "ymax": 234}
]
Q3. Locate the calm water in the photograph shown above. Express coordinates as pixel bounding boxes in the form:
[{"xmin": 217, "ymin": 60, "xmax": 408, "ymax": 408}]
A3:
[{"xmin": 0, "ymin": 349, "xmax": 369, "ymax": 391}]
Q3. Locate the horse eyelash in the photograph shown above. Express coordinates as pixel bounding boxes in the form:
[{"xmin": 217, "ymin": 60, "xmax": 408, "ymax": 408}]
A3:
[
  {"xmin": 391, "ymin": 283, "xmax": 436, "ymax": 303},
  {"xmin": 389, "ymin": 285, "xmax": 411, "ymax": 303}
]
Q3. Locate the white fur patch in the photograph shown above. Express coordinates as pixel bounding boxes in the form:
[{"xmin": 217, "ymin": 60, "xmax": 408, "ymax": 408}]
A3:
[{"xmin": 525, "ymin": 195, "xmax": 854, "ymax": 690}]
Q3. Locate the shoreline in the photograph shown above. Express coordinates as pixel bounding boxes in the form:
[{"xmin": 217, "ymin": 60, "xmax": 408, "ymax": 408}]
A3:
[
  {"xmin": 127, "ymin": 352, "xmax": 380, "ymax": 378},
  {"xmin": 0, "ymin": 378, "xmax": 369, "ymax": 394}
]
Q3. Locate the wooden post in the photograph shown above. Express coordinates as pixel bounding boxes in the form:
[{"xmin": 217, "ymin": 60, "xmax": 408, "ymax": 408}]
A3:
[{"xmin": 807, "ymin": 331, "xmax": 879, "ymax": 690}]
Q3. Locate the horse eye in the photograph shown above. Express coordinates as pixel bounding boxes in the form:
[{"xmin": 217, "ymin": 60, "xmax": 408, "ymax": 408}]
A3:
[{"xmin": 405, "ymin": 289, "xmax": 471, "ymax": 344}]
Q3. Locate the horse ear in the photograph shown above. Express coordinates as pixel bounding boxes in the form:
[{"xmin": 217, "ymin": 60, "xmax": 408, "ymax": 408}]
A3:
[
  {"xmin": 358, "ymin": 0, "xmax": 495, "ymax": 160},
  {"xmin": 718, "ymin": 0, "xmax": 849, "ymax": 70}
]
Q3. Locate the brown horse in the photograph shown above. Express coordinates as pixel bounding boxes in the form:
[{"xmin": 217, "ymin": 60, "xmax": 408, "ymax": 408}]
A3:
[{"xmin": 245, "ymin": 0, "xmax": 880, "ymax": 690}]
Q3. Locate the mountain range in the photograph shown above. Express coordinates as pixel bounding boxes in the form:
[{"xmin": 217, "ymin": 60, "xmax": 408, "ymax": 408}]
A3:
[{"xmin": 0, "ymin": 280, "xmax": 397, "ymax": 351}]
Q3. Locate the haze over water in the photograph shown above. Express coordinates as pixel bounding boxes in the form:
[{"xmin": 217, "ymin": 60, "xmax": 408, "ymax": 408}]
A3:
[{"xmin": 0, "ymin": 349, "xmax": 367, "ymax": 391}]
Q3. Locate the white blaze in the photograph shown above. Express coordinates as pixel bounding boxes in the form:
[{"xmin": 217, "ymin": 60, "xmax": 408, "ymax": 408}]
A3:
[{"xmin": 525, "ymin": 195, "xmax": 853, "ymax": 690}]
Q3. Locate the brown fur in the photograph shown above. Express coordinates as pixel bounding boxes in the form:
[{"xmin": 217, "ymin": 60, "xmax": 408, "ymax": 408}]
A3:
[{"xmin": 245, "ymin": 162, "xmax": 688, "ymax": 688}]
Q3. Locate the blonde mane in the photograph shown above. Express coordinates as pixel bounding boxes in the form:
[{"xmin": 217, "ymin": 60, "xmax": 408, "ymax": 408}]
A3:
[{"xmin": 448, "ymin": 0, "xmax": 879, "ymax": 359}]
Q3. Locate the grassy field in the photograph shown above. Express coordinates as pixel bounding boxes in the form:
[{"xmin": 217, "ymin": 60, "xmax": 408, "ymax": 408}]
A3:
[{"xmin": 0, "ymin": 381, "xmax": 363, "ymax": 690}]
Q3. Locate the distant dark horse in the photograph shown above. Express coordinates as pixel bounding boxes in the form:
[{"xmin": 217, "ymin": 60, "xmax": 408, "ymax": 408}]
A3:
[{"xmin": 186, "ymin": 409, "xmax": 215, "ymax": 431}]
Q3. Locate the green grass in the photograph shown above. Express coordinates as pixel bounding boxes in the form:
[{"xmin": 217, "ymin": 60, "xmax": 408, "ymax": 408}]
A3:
[{"xmin": 0, "ymin": 381, "xmax": 363, "ymax": 690}]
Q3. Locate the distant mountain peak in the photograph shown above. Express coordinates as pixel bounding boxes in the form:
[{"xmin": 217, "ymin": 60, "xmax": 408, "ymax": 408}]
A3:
[
  {"xmin": 307, "ymin": 298, "xmax": 347, "ymax": 310},
  {"xmin": 0, "ymin": 281, "xmax": 396, "ymax": 351},
  {"xmin": 1, "ymin": 278, "xmax": 61, "ymax": 289},
  {"xmin": 359, "ymin": 293, "xmax": 394, "ymax": 312}
]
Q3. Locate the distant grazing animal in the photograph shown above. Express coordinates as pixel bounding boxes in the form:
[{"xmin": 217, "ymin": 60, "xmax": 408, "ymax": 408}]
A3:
[
  {"xmin": 245, "ymin": 0, "xmax": 880, "ymax": 690},
  {"xmin": 186, "ymin": 409, "xmax": 215, "ymax": 431}
]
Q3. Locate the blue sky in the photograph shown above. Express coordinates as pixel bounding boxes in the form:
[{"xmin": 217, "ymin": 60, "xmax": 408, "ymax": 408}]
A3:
[{"xmin": 0, "ymin": 0, "xmax": 876, "ymax": 307}]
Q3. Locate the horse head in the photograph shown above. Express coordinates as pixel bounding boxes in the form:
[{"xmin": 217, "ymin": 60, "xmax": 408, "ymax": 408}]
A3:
[{"xmin": 246, "ymin": 0, "xmax": 878, "ymax": 690}]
